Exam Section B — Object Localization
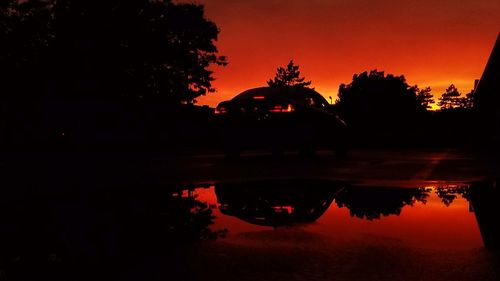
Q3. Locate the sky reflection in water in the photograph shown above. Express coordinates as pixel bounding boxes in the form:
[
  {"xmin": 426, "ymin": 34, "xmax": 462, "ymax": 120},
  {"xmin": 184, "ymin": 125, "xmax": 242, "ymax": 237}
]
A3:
[{"xmin": 190, "ymin": 181, "xmax": 484, "ymax": 250}]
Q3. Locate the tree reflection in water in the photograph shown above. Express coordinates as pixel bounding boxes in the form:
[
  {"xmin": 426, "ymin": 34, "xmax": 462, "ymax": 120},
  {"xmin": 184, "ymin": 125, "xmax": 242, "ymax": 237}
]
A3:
[
  {"xmin": 166, "ymin": 188, "xmax": 227, "ymax": 241},
  {"xmin": 435, "ymin": 185, "xmax": 471, "ymax": 207},
  {"xmin": 212, "ymin": 179, "xmax": 500, "ymax": 251},
  {"xmin": 334, "ymin": 187, "xmax": 431, "ymax": 220},
  {"xmin": 379, "ymin": 180, "xmax": 500, "ymax": 251},
  {"xmin": 214, "ymin": 181, "xmax": 433, "ymax": 224},
  {"xmin": 3, "ymin": 179, "xmax": 500, "ymax": 281},
  {"xmin": 0, "ymin": 185, "xmax": 227, "ymax": 278}
]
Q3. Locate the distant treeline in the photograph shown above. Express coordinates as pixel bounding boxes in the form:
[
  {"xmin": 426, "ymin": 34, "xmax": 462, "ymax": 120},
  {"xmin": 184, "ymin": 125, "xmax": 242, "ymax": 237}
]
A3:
[
  {"xmin": 333, "ymin": 70, "xmax": 479, "ymax": 146},
  {"xmin": 267, "ymin": 61, "xmax": 482, "ymax": 147}
]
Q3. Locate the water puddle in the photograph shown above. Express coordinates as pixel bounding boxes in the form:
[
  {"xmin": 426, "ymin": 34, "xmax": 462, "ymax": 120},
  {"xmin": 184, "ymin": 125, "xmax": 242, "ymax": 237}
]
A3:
[
  {"xmin": 3, "ymin": 179, "xmax": 499, "ymax": 280},
  {"xmin": 179, "ymin": 179, "xmax": 499, "ymax": 250}
]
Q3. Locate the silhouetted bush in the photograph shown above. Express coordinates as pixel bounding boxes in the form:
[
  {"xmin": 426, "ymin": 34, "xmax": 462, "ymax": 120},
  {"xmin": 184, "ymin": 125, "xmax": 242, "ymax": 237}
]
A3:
[{"xmin": 335, "ymin": 70, "xmax": 428, "ymax": 142}]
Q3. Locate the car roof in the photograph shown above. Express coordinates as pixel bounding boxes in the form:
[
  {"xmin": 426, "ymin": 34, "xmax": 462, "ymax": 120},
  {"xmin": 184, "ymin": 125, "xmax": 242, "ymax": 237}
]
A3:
[{"xmin": 232, "ymin": 86, "xmax": 322, "ymax": 101}]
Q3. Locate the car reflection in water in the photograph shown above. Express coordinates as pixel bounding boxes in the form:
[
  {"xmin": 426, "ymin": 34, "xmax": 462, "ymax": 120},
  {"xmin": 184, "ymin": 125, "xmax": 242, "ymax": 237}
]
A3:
[
  {"xmin": 2, "ymin": 179, "xmax": 500, "ymax": 280},
  {"xmin": 214, "ymin": 180, "xmax": 432, "ymax": 226},
  {"xmin": 215, "ymin": 180, "xmax": 343, "ymax": 227},
  {"xmin": 209, "ymin": 179, "xmax": 500, "ymax": 251}
]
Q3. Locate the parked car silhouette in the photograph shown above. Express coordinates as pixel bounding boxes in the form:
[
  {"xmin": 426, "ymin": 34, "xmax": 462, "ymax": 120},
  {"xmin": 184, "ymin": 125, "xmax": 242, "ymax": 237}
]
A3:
[{"xmin": 215, "ymin": 86, "xmax": 348, "ymax": 156}]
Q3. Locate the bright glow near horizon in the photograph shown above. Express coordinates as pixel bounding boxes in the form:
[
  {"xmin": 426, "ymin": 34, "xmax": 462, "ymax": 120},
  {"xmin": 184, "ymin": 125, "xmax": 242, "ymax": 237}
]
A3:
[{"xmin": 185, "ymin": 0, "xmax": 499, "ymax": 107}]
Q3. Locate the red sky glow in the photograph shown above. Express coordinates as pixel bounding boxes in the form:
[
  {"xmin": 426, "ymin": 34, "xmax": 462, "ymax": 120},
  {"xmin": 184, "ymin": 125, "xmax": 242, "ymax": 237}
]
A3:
[{"xmin": 183, "ymin": 0, "xmax": 500, "ymax": 108}]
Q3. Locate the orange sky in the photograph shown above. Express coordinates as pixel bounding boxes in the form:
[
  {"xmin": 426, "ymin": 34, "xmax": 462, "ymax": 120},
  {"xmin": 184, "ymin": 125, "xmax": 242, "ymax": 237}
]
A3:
[{"xmin": 184, "ymin": 0, "xmax": 499, "ymax": 108}]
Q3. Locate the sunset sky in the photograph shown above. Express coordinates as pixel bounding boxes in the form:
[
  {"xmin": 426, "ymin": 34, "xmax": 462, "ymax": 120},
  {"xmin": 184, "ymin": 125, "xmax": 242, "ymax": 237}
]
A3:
[{"xmin": 186, "ymin": 0, "xmax": 499, "ymax": 108}]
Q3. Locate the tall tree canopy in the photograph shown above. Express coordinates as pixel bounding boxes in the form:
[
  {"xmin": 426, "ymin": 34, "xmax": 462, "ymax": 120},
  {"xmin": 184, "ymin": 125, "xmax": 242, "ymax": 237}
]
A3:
[
  {"xmin": 0, "ymin": 0, "xmax": 226, "ymax": 103},
  {"xmin": 416, "ymin": 87, "xmax": 435, "ymax": 110},
  {"xmin": 267, "ymin": 60, "xmax": 312, "ymax": 88},
  {"xmin": 335, "ymin": 70, "xmax": 427, "ymax": 131},
  {"xmin": 438, "ymin": 84, "xmax": 462, "ymax": 110}
]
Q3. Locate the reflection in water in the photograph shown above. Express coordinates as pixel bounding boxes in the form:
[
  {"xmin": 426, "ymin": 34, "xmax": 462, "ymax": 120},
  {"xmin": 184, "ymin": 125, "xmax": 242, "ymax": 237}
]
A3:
[
  {"xmin": 1, "ymin": 179, "xmax": 499, "ymax": 280},
  {"xmin": 469, "ymin": 179, "xmax": 500, "ymax": 250},
  {"xmin": 430, "ymin": 180, "xmax": 500, "ymax": 250},
  {"xmin": 164, "ymin": 188, "xmax": 227, "ymax": 240},
  {"xmin": 0, "ymin": 186, "xmax": 226, "ymax": 271},
  {"xmin": 435, "ymin": 185, "xmax": 471, "ymax": 207},
  {"xmin": 214, "ymin": 181, "xmax": 433, "ymax": 224},
  {"xmin": 334, "ymin": 187, "xmax": 430, "ymax": 220},
  {"xmin": 215, "ymin": 180, "xmax": 343, "ymax": 227},
  {"xmin": 207, "ymin": 180, "xmax": 500, "ymax": 251}
]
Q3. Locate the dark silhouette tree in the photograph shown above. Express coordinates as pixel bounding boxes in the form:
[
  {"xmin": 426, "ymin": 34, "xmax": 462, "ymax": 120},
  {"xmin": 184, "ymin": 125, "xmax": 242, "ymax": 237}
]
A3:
[
  {"xmin": 335, "ymin": 70, "xmax": 427, "ymax": 134},
  {"xmin": 0, "ymin": 0, "xmax": 226, "ymax": 104},
  {"xmin": 438, "ymin": 84, "xmax": 462, "ymax": 110},
  {"xmin": 52, "ymin": 0, "xmax": 227, "ymax": 103},
  {"xmin": 0, "ymin": 0, "xmax": 227, "ymax": 146},
  {"xmin": 416, "ymin": 86, "xmax": 435, "ymax": 110},
  {"xmin": 267, "ymin": 60, "xmax": 312, "ymax": 88},
  {"xmin": 457, "ymin": 90, "xmax": 475, "ymax": 109}
]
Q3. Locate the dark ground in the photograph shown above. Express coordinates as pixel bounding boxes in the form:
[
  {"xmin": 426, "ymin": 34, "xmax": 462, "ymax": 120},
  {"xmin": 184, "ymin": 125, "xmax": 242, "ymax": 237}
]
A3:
[
  {"xmin": 4, "ymin": 146, "xmax": 497, "ymax": 187},
  {"xmin": 0, "ymin": 147, "xmax": 499, "ymax": 281}
]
